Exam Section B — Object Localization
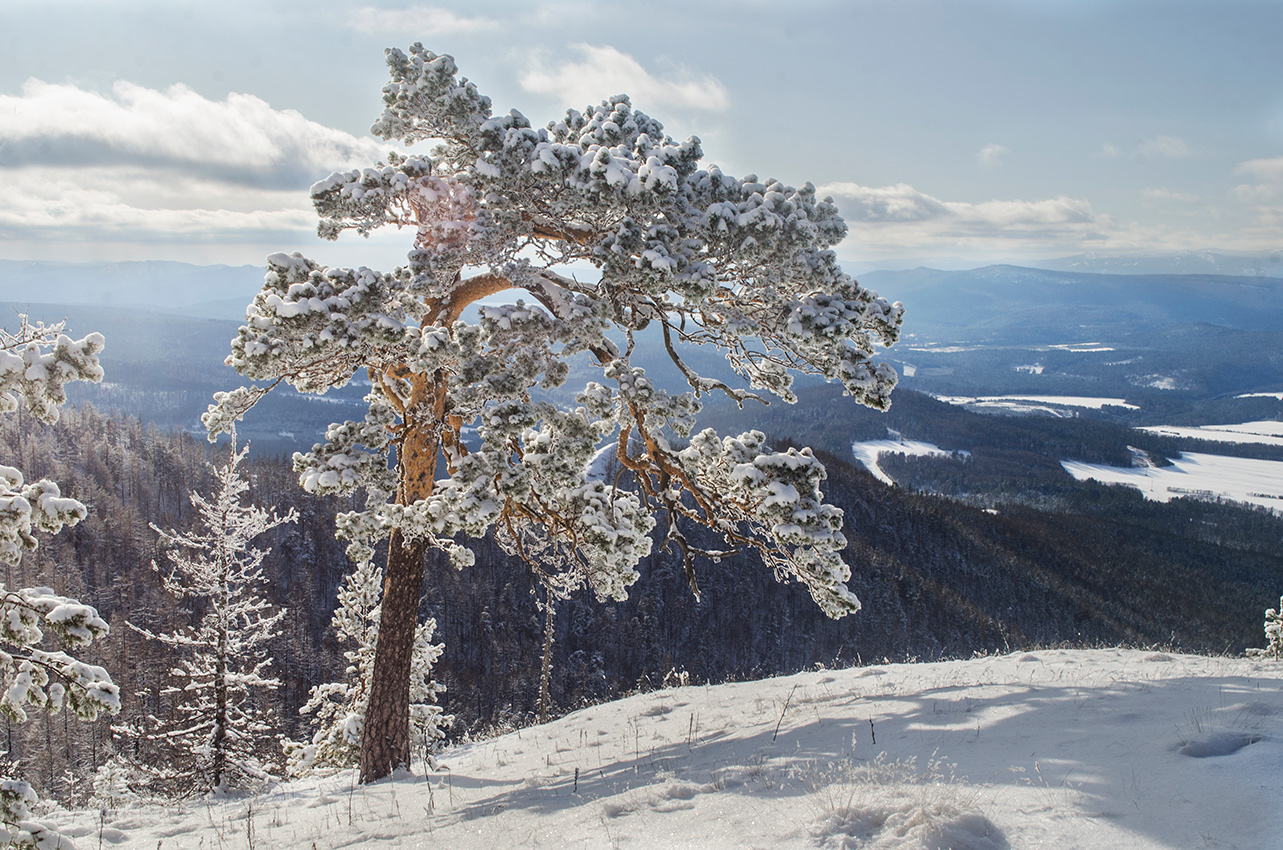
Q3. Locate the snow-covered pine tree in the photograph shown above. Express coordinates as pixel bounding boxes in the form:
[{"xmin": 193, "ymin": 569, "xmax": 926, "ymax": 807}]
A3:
[
  {"xmin": 1248, "ymin": 596, "xmax": 1283, "ymax": 660},
  {"xmin": 0, "ymin": 314, "xmax": 118, "ymax": 849},
  {"xmin": 285, "ymin": 558, "xmax": 447, "ymax": 775},
  {"xmin": 127, "ymin": 442, "xmax": 296, "ymax": 796},
  {"xmin": 206, "ymin": 45, "xmax": 903, "ymax": 782}
]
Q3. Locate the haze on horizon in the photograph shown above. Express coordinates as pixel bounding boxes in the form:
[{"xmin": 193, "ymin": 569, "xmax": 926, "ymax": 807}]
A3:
[{"xmin": 1, "ymin": 0, "xmax": 1280, "ymax": 273}]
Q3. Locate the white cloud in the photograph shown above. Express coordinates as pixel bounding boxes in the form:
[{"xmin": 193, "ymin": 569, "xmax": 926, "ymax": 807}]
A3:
[
  {"xmin": 0, "ymin": 79, "xmax": 388, "ymax": 245},
  {"xmin": 1140, "ymin": 187, "xmax": 1197, "ymax": 203},
  {"xmin": 976, "ymin": 143, "xmax": 1009, "ymax": 167},
  {"xmin": 815, "ymin": 181, "xmax": 1123, "ymax": 256},
  {"xmin": 347, "ymin": 5, "xmax": 497, "ymax": 34},
  {"xmin": 0, "ymin": 166, "xmax": 315, "ymax": 240},
  {"xmin": 521, "ymin": 44, "xmax": 729, "ymax": 112},
  {"xmin": 821, "ymin": 178, "xmax": 1276, "ymax": 258},
  {"xmin": 1099, "ymin": 137, "xmax": 1194, "ymax": 161},
  {"xmin": 1137, "ymin": 135, "xmax": 1192, "ymax": 159},
  {"xmin": 820, "ymin": 182, "xmax": 1105, "ymax": 230},
  {"xmin": 1234, "ymin": 157, "xmax": 1283, "ymax": 183},
  {"xmin": 1232, "ymin": 156, "xmax": 1283, "ymax": 211},
  {"xmin": 0, "ymin": 79, "xmax": 385, "ymax": 185}
]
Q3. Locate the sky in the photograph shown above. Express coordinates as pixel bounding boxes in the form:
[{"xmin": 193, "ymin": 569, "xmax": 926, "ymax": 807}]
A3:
[{"xmin": 2, "ymin": 0, "xmax": 1281, "ymax": 272}]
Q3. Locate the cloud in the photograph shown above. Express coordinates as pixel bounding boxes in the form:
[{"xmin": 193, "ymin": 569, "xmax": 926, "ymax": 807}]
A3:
[
  {"xmin": 1140, "ymin": 187, "xmax": 1197, "ymax": 203},
  {"xmin": 0, "ymin": 79, "xmax": 385, "ymax": 188},
  {"xmin": 1232, "ymin": 156, "xmax": 1283, "ymax": 207},
  {"xmin": 1099, "ymin": 137, "xmax": 1194, "ymax": 161},
  {"xmin": 521, "ymin": 44, "xmax": 729, "ymax": 112},
  {"xmin": 976, "ymin": 143, "xmax": 1009, "ymax": 168},
  {"xmin": 820, "ymin": 182, "xmax": 1105, "ymax": 230},
  {"xmin": 814, "ymin": 181, "xmax": 1122, "ymax": 256},
  {"xmin": 0, "ymin": 79, "xmax": 388, "ymax": 245},
  {"xmin": 347, "ymin": 5, "xmax": 497, "ymax": 34},
  {"xmin": 0, "ymin": 166, "xmax": 315, "ymax": 242},
  {"xmin": 819, "ymin": 178, "xmax": 1280, "ymax": 258},
  {"xmin": 1234, "ymin": 157, "xmax": 1283, "ymax": 183},
  {"xmin": 1137, "ymin": 135, "xmax": 1191, "ymax": 159}
]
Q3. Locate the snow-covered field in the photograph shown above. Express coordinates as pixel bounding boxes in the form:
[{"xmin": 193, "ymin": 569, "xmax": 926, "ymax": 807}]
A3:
[
  {"xmin": 934, "ymin": 395, "xmax": 1139, "ymax": 417},
  {"xmin": 1062, "ymin": 451, "xmax": 1283, "ymax": 511},
  {"xmin": 1140, "ymin": 420, "xmax": 1283, "ymax": 447},
  {"xmin": 851, "ymin": 439, "xmax": 962, "ymax": 485},
  {"xmin": 58, "ymin": 650, "xmax": 1281, "ymax": 849}
]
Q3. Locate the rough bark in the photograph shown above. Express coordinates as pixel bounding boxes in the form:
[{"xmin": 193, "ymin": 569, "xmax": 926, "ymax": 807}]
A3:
[
  {"xmin": 360, "ymin": 387, "xmax": 442, "ymax": 783},
  {"xmin": 359, "ymin": 527, "xmax": 429, "ymax": 782}
]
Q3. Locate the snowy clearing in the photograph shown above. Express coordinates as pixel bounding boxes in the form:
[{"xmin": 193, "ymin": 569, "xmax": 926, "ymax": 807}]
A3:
[
  {"xmin": 1047, "ymin": 343, "xmax": 1114, "ymax": 352},
  {"xmin": 57, "ymin": 650, "xmax": 1282, "ymax": 849},
  {"xmin": 934, "ymin": 395, "xmax": 1139, "ymax": 416},
  {"xmin": 1061, "ymin": 451, "xmax": 1283, "ymax": 511},
  {"xmin": 1236, "ymin": 392, "xmax": 1283, "ymax": 400},
  {"xmin": 851, "ymin": 439, "xmax": 963, "ymax": 486},
  {"xmin": 1140, "ymin": 421, "xmax": 1283, "ymax": 447}
]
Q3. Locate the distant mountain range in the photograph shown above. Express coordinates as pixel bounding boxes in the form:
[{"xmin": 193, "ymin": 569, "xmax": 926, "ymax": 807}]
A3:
[
  {"xmin": 1034, "ymin": 250, "xmax": 1283, "ymax": 277},
  {"xmin": 861, "ymin": 264, "xmax": 1283, "ymax": 344},
  {"xmin": 5, "ymin": 259, "xmax": 1282, "ymax": 450},
  {"xmin": 0, "ymin": 260, "xmax": 262, "ymax": 320},
  {"xmin": 4, "ymin": 252, "xmax": 1280, "ymax": 326}
]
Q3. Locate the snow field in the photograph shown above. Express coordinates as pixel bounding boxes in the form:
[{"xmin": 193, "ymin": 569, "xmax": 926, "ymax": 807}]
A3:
[
  {"xmin": 1140, "ymin": 420, "xmax": 1283, "ymax": 447},
  {"xmin": 56, "ymin": 650, "xmax": 1282, "ymax": 849},
  {"xmin": 1062, "ymin": 451, "xmax": 1283, "ymax": 512},
  {"xmin": 851, "ymin": 439, "xmax": 965, "ymax": 486},
  {"xmin": 933, "ymin": 395, "xmax": 1139, "ymax": 416}
]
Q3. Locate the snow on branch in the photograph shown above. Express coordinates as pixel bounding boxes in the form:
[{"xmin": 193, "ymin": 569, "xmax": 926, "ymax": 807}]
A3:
[{"xmin": 211, "ymin": 43, "xmax": 905, "ymax": 635}]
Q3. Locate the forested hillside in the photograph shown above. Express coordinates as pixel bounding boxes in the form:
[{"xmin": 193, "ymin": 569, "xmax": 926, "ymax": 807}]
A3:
[{"xmin": 5, "ymin": 403, "xmax": 1278, "ymax": 808}]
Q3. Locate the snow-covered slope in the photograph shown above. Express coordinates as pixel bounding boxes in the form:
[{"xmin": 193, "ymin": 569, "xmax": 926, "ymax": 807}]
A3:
[
  {"xmin": 55, "ymin": 650, "xmax": 1281, "ymax": 849},
  {"xmin": 1062, "ymin": 452, "xmax": 1283, "ymax": 512}
]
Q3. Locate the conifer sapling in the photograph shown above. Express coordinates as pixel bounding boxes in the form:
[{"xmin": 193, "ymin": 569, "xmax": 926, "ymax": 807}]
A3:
[{"xmin": 127, "ymin": 442, "xmax": 296, "ymax": 796}]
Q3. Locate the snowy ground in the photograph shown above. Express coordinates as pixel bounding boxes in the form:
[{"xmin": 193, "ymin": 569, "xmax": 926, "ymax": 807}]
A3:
[
  {"xmin": 1062, "ymin": 451, "xmax": 1283, "ymax": 511},
  {"xmin": 1140, "ymin": 420, "xmax": 1283, "ymax": 448},
  {"xmin": 933, "ymin": 395, "xmax": 1139, "ymax": 417},
  {"xmin": 850, "ymin": 439, "xmax": 963, "ymax": 485},
  {"xmin": 54, "ymin": 650, "xmax": 1282, "ymax": 849}
]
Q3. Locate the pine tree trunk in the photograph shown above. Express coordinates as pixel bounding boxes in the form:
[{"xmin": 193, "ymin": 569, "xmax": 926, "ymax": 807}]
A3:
[
  {"xmin": 360, "ymin": 528, "xmax": 429, "ymax": 782},
  {"xmin": 358, "ymin": 357, "xmax": 448, "ymax": 783}
]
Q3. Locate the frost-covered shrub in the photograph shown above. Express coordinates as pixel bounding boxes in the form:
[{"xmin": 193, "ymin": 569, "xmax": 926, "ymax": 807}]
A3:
[
  {"xmin": 89, "ymin": 761, "xmax": 136, "ymax": 812},
  {"xmin": 1248, "ymin": 596, "xmax": 1283, "ymax": 660}
]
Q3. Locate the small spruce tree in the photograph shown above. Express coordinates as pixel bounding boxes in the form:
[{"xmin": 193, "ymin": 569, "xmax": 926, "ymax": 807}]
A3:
[
  {"xmin": 286, "ymin": 558, "xmax": 447, "ymax": 775},
  {"xmin": 1248, "ymin": 596, "xmax": 1283, "ymax": 660},
  {"xmin": 126, "ymin": 442, "xmax": 296, "ymax": 796}
]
